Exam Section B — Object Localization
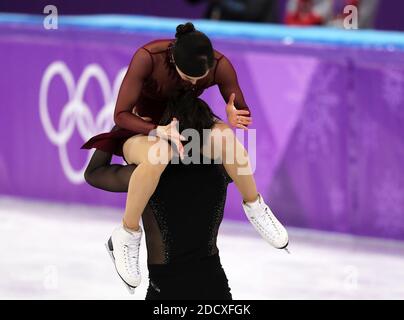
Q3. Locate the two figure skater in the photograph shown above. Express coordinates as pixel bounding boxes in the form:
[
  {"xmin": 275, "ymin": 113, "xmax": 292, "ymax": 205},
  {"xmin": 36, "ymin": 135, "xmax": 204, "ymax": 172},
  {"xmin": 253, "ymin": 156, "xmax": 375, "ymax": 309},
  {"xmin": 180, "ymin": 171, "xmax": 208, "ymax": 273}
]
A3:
[{"xmin": 82, "ymin": 22, "xmax": 289, "ymax": 296}]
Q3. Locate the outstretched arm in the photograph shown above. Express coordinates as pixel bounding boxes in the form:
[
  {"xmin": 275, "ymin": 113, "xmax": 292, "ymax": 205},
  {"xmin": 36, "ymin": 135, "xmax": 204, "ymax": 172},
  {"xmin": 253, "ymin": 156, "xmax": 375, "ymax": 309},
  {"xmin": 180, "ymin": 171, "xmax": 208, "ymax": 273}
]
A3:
[
  {"xmin": 113, "ymin": 48, "xmax": 157, "ymax": 134},
  {"xmin": 215, "ymin": 55, "xmax": 252, "ymax": 129}
]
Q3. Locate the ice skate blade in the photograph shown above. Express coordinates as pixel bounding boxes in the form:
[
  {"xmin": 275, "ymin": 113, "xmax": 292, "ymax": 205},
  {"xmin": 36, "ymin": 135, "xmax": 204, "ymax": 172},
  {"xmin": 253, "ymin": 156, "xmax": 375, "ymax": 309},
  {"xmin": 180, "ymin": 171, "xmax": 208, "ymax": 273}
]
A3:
[
  {"xmin": 105, "ymin": 242, "xmax": 136, "ymax": 295},
  {"xmin": 126, "ymin": 285, "xmax": 135, "ymax": 294}
]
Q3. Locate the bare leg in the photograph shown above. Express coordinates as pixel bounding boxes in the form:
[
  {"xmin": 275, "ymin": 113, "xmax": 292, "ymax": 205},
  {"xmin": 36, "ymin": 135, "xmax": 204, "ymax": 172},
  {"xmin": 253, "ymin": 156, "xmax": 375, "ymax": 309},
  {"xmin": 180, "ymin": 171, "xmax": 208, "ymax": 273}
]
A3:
[
  {"xmin": 122, "ymin": 135, "xmax": 172, "ymax": 230},
  {"xmin": 206, "ymin": 123, "xmax": 258, "ymax": 203},
  {"xmin": 205, "ymin": 123, "xmax": 289, "ymax": 250}
]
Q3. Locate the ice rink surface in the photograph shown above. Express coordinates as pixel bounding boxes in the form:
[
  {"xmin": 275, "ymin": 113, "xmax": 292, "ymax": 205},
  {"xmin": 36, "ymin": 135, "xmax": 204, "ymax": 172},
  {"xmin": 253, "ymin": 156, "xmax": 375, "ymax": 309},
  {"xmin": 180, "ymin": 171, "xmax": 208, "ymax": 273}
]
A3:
[{"xmin": 1, "ymin": 196, "xmax": 403, "ymax": 300}]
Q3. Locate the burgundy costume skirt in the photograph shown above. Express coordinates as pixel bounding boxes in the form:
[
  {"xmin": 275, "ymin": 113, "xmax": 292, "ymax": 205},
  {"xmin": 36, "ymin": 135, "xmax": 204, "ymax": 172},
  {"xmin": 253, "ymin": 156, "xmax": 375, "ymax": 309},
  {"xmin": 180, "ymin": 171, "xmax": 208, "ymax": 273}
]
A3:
[{"xmin": 80, "ymin": 127, "xmax": 139, "ymax": 157}]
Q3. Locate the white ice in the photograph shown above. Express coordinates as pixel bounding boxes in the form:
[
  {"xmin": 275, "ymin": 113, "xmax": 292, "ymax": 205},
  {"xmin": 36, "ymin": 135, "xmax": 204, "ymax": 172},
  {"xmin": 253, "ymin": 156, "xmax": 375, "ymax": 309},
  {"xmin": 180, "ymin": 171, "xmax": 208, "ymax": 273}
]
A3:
[{"xmin": 1, "ymin": 196, "xmax": 403, "ymax": 300}]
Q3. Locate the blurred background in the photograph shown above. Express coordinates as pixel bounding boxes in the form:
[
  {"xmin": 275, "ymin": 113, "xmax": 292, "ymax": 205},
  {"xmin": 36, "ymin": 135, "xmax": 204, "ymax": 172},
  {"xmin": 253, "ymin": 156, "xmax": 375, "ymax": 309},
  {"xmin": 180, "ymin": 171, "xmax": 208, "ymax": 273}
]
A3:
[{"xmin": 0, "ymin": 0, "xmax": 403, "ymax": 299}]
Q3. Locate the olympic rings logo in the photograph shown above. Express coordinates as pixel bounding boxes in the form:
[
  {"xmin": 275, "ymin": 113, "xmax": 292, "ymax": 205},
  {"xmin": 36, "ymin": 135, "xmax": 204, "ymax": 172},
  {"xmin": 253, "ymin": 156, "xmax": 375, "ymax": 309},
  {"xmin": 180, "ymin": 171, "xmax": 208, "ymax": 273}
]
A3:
[{"xmin": 39, "ymin": 61, "xmax": 126, "ymax": 183}]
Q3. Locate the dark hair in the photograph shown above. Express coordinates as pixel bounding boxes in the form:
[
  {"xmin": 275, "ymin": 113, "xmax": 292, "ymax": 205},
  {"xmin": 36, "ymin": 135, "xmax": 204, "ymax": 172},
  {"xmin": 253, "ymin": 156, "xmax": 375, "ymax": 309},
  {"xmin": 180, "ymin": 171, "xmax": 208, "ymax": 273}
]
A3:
[
  {"xmin": 159, "ymin": 91, "xmax": 219, "ymax": 146},
  {"xmin": 173, "ymin": 22, "xmax": 214, "ymax": 77}
]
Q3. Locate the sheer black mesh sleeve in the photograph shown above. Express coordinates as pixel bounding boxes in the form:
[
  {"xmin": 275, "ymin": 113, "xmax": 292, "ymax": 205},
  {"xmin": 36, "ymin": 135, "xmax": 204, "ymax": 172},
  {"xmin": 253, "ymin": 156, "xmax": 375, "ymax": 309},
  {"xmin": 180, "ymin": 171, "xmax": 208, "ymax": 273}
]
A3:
[
  {"xmin": 114, "ymin": 48, "xmax": 158, "ymax": 134},
  {"xmin": 215, "ymin": 55, "xmax": 251, "ymax": 115},
  {"xmin": 83, "ymin": 127, "xmax": 136, "ymax": 192}
]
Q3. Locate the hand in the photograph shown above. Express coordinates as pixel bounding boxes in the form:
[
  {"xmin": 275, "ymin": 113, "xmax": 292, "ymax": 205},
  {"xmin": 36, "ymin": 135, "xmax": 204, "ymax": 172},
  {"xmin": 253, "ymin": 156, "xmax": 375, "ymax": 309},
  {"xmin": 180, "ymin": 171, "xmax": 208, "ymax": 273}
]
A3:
[
  {"xmin": 156, "ymin": 118, "xmax": 186, "ymax": 159},
  {"xmin": 225, "ymin": 93, "xmax": 252, "ymax": 130}
]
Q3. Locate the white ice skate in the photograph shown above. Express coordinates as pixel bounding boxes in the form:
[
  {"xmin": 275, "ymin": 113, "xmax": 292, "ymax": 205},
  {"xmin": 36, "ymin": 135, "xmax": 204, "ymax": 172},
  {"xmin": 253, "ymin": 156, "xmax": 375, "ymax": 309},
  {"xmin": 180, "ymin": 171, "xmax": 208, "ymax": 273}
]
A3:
[
  {"xmin": 105, "ymin": 225, "xmax": 142, "ymax": 294},
  {"xmin": 242, "ymin": 194, "xmax": 289, "ymax": 252}
]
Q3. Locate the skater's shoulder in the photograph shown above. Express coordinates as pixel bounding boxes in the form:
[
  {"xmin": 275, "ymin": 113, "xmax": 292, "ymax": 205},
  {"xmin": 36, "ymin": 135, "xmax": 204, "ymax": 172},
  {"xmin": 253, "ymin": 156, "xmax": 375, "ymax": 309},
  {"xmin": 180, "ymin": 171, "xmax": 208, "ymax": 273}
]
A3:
[
  {"xmin": 141, "ymin": 39, "xmax": 174, "ymax": 54},
  {"xmin": 213, "ymin": 49, "xmax": 225, "ymax": 61}
]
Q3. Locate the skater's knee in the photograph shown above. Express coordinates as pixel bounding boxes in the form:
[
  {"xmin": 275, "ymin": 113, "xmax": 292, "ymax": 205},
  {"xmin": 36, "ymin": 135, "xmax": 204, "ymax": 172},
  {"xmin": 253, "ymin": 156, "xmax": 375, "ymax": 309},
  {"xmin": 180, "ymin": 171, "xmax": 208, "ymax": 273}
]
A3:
[
  {"xmin": 84, "ymin": 165, "xmax": 103, "ymax": 188},
  {"xmin": 138, "ymin": 162, "xmax": 167, "ymax": 178},
  {"xmin": 84, "ymin": 168, "xmax": 96, "ymax": 186},
  {"xmin": 123, "ymin": 135, "xmax": 174, "ymax": 165},
  {"xmin": 211, "ymin": 124, "xmax": 236, "ymax": 146},
  {"xmin": 208, "ymin": 123, "xmax": 239, "ymax": 159},
  {"xmin": 146, "ymin": 138, "xmax": 174, "ymax": 165}
]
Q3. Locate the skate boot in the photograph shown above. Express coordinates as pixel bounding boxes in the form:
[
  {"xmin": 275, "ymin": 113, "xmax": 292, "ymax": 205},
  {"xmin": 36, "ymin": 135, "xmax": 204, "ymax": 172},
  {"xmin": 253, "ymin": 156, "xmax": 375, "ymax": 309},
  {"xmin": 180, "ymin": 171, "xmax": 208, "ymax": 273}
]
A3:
[
  {"xmin": 242, "ymin": 194, "xmax": 289, "ymax": 251},
  {"xmin": 105, "ymin": 225, "xmax": 142, "ymax": 294}
]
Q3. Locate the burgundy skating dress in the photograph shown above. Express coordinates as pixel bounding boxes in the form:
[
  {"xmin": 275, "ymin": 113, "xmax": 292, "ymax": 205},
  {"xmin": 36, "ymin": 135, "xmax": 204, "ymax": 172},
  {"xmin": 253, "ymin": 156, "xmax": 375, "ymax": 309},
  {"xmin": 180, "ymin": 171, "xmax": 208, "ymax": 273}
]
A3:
[{"xmin": 81, "ymin": 39, "xmax": 250, "ymax": 157}]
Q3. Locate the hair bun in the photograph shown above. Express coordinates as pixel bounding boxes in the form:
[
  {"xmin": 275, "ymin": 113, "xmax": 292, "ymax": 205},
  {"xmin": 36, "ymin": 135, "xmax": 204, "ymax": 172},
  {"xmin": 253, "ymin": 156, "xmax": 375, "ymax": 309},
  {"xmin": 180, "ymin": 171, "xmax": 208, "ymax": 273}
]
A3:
[{"xmin": 175, "ymin": 22, "xmax": 196, "ymax": 39}]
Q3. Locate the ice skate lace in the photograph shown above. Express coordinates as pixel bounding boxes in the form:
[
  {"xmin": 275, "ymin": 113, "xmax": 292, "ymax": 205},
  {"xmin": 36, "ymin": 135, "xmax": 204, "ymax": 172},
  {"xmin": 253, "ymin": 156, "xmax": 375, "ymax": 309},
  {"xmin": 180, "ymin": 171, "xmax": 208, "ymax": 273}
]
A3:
[
  {"xmin": 257, "ymin": 206, "xmax": 281, "ymax": 238},
  {"xmin": 123, "ymin": 238, "xmax": 141, "ymax": 275}
]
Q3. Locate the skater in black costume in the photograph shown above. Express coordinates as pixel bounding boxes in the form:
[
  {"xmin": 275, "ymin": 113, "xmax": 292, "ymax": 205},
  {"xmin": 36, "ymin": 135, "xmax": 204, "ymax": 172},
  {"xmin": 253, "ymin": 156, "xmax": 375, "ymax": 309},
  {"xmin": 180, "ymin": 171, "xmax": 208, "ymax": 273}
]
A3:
[
  {"xmin": 85, "ymin": 93, "xmax": 233, "ymax": 299},
  {"xmin": 85, "ymin": 92, "xmax": 288, "ymax": 299}
]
